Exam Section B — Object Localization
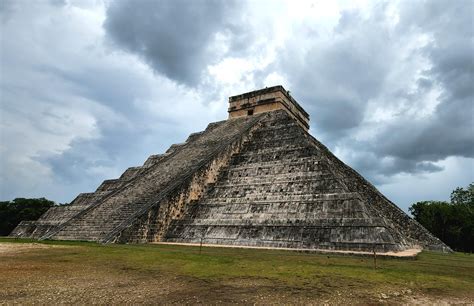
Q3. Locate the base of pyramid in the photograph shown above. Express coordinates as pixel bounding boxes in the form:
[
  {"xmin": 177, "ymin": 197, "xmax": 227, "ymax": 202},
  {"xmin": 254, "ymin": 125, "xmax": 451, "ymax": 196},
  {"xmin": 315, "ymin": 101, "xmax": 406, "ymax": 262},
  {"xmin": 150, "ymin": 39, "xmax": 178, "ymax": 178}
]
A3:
[{"xmin": 153, "ymin": 241, "xmax": 422, "ymax": 258}]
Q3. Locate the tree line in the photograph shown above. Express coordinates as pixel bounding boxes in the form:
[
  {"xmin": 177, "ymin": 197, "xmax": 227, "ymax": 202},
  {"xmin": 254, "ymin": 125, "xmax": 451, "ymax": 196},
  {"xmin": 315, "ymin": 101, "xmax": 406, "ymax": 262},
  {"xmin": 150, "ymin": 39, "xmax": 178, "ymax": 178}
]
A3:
[
  {"xmin": 0, "ymin": 198, "xmax": 56, "ymax": 236},
  {"xmin": 409, "ymin": 183, "xmax": 473, "ymax": 253}
]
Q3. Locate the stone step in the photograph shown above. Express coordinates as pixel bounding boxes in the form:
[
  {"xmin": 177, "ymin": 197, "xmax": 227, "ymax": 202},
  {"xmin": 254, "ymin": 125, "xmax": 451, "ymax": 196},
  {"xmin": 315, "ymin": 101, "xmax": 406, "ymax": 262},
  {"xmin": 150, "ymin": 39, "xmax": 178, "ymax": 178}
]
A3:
[
  {"xmin": 190, "ymin": 213, "xmax": 369, "ymax": 222},
  {"xmin": 191, "ymin": 198, "xmax": 365, "ymax": 212},
  {"xmin": 212, "ymin": 174, "xmax": 337, "ymax": 188},
  {"xmin": 240, "ymin": 134, "xmax": 307, "ymax": 148},
  {"xmin": 222, "ymin": 156, "xmax": 320, "ymax": 171},
  {"xmin": 219, "ymin": 166, "xmax": 327, "ymax": 181},
  {"xmin": 165, "ymin": 237, "xmax": 399, "ymax": 252},
  {"xmin": 170, "ymin": 217, "xmax": 385, "ymax": 227},
  {"xmin": 207, "ymin": 183, "xmax": 345, "ymax": 198},
  {"xmin": 201, "ymin": 191, "xmax": 360, "ymax": 202},
  {"xmin": 165, "ymin": 222, "xmax": 399, "ymax": 252},
  {"xmin": 251, "ymin": 121, "xmax": 300, "ymax": 134},
  {"xmin": 230, "ymin": 146, "xmax": 318, "ymax": 166},
  {"xmin": 143, "ymin": 155, "xmax": 166, "ymax": 168}
]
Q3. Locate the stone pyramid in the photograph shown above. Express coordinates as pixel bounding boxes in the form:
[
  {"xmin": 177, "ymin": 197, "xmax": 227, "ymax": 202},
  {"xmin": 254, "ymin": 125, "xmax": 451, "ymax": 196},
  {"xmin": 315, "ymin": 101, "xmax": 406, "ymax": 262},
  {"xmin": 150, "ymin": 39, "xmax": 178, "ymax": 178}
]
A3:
[{"xmin": 11, "ymin": 86, "xmax": 450, "ymax": 254}]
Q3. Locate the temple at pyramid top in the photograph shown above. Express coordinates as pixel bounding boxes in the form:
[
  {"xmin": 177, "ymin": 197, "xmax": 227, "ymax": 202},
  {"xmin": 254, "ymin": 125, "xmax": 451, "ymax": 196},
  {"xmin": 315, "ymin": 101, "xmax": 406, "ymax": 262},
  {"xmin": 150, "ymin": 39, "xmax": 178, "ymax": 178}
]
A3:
[{"xmin": 228, "ymin": 85, "xmax": 310, "ymax": 130}]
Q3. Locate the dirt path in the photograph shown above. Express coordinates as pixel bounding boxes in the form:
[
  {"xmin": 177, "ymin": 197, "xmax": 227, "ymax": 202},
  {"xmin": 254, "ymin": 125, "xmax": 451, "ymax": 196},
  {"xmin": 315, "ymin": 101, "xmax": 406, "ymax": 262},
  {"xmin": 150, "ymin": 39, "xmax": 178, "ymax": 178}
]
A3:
[{"xmin": 0, "ymin": 242, "xmax": 72, "ymax": 256}]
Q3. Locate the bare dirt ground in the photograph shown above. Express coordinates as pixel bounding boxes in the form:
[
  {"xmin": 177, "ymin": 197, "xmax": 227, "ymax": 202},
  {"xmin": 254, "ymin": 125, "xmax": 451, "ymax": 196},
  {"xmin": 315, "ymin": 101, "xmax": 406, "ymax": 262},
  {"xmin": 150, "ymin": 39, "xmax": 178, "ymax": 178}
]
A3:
[
  {"xmin": 0, "ymin": 242, "xmax": 472, "ymax": 305},
  {"xmin": 0, "ymin": 242, "xmax": 72, "ymax": 256}
]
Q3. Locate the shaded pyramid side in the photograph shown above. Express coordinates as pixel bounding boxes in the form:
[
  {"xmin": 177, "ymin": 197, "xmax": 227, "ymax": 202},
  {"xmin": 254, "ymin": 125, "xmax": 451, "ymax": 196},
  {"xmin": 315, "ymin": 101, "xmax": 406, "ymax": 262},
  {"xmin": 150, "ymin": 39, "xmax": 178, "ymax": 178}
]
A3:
[
  {"xmin": 306, "ymin": 134, "xmax": 449, "ymax": 251},
  {"xmin": 164, "ymin": 110, "xmax": 449, "ymax": 252}
]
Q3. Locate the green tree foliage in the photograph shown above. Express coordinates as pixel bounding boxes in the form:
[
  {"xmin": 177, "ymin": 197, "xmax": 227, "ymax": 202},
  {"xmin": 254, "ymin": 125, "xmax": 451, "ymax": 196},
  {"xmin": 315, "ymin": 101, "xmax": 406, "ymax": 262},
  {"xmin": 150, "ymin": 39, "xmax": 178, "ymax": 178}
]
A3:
[
  {"xmin": 0, "ymin": 198, "xmax": 55, "ymax": 236},
  {"xmin": 451, "ymin": 183, "xmax": 474, "ymax": 205},
  {"xmin": 409, "ymin": 183, "xmax": 474, "ymax": 252}
]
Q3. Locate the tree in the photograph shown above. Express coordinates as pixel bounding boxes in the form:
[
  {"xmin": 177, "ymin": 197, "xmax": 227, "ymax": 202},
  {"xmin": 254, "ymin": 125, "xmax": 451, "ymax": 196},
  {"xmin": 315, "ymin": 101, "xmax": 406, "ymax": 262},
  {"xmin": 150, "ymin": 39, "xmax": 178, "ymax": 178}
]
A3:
[
  {"xmin": 0, "ymin": 198, "xmax": 55, "ymax": 236},
  {"xmin": 450, "ymin": 183, "xmax": 474, "ymax": 206},
  {"xmin": 409, "ymin": 183, "xmax": 474, "ymax": 252}
]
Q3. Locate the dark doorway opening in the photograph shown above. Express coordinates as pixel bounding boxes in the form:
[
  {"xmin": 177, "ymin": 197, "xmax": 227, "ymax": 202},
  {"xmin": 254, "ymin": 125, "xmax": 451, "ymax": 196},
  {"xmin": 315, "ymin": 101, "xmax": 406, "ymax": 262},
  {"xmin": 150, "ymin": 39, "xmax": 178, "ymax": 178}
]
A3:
[{"xmin": 247, "ymin": 109, "xmax": 254, "ymax": 116}]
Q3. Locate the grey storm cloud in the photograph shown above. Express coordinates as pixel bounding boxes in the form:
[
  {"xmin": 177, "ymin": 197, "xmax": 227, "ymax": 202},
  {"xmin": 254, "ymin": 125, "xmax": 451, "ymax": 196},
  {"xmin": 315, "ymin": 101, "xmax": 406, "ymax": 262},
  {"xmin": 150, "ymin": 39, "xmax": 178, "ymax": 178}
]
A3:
[
  {"xmin": 0, "ymin": 0, "xmax": 472, "ymax": 210},
  {"xmin": 0, "ymin": 0, "xmax": 15, "ymax": 22},
  {"xmin": 104, "ymin": 0, "xmax": 249, "ymax": 86},
  {"xmin": 372, "ymin": 0, "xmax": 474, "ymax": 164},
  {"xmin": 0, "ymin": 0, "xmax": 212, "ymax": 202},
  {"xmin": 279, "ymin": 8, "xmax": 393, "ymax": 138},
  {"xmin": 29, "ymin": 65, "xmax": 198, "ymax": 191},
  {"xmin": 278, "ymin": 0, "xmax": 473, "ymax": 178}
]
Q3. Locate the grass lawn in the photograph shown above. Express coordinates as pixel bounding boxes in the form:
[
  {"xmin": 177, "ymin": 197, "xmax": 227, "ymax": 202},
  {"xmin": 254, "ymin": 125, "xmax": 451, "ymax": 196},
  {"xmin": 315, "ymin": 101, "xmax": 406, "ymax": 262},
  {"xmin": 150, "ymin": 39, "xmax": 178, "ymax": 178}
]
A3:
[{"xmin": 0, "ymin": 237, "xmax": 473, "ymax": 304}]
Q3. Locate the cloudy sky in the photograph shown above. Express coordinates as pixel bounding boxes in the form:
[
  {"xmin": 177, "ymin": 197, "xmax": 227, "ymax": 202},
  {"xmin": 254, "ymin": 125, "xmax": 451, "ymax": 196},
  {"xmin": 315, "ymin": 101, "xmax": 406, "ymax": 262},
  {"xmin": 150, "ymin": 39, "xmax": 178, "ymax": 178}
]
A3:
[{"xmin": 1, "ymin": 0, "xmax": 473, "ymax": 212}]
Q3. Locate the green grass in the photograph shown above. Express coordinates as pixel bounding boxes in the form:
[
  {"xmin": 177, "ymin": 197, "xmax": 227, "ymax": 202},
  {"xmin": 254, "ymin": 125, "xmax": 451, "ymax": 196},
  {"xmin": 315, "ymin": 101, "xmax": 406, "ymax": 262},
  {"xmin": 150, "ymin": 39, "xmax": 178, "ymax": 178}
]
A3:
[{"xmin": 1, "ymin": 237, "xmax": 473, "ymax": 299}]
